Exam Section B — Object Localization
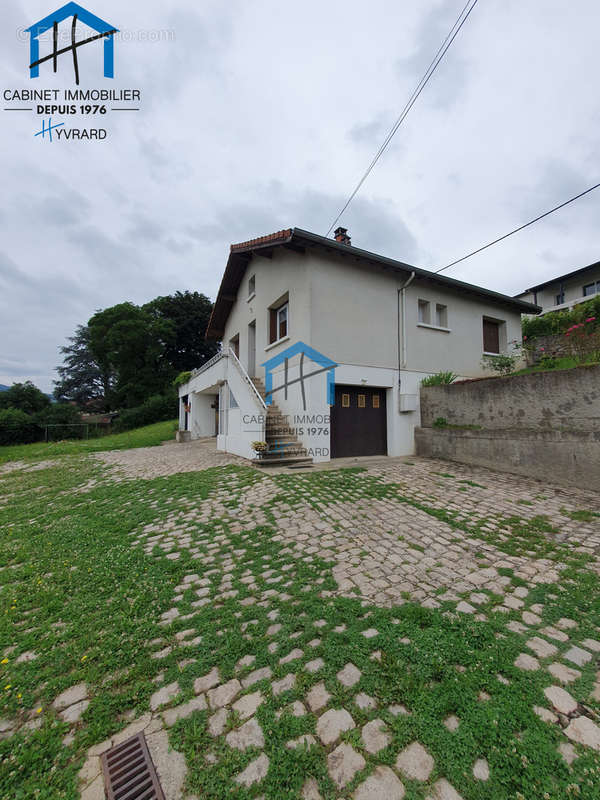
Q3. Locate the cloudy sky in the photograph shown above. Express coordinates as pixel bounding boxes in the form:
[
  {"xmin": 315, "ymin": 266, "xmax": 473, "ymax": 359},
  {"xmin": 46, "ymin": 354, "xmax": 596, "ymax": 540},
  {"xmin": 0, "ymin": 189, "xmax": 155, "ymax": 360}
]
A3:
[{"xmin": 1, "ymin": 0, "xmax": 599, "ymax": 391}]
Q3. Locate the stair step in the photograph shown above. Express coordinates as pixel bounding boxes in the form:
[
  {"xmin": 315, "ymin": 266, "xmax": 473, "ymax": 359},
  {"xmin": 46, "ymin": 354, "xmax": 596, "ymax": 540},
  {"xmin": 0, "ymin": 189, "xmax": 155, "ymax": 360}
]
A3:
[{"xmin": 255, "ymin": 456, "xmax": 313, "ymax": 468}]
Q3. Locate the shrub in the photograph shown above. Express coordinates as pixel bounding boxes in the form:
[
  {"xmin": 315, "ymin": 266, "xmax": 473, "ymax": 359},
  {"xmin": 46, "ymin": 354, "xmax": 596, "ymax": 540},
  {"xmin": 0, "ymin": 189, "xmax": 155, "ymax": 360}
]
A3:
[
  {"xmin": 481, "ymin": 353, "xmax": 517, "ymax": 375},
  {"xmin": 433, "ymin": 417, "xmax": 448, "ymax": 428},
  {"xmin": 522, "ymin": 295, "xmax": 600, "ymax": 339},
  {"xmin": 33, "ymin": 404, "xmax": 84, "ymax": 441},
  {"xmin": 421, "ymin": 372, "xmax": 457, "ymax": 387},
  {"xmin": 0, "ymin": 408, "xmax": 40, "ymax": 445},
  {"xmin": 173, "ymin": 371, "xmax": 192, "ymax": 388},
  {"xmin": 114, "ymin": 393, "xmax": 178, "ymax": 432}
]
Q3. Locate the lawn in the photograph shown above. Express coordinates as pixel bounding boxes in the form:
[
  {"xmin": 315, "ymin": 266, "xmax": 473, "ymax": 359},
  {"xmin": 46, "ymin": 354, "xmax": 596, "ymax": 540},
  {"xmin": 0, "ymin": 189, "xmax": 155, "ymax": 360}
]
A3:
[
  {"xmin": 1, "ymin": 440, "xmax": 600, "ymax": 799},
  {"xmin": 0, "ymin": 419, "xmax": 177, "ymax": 465}
]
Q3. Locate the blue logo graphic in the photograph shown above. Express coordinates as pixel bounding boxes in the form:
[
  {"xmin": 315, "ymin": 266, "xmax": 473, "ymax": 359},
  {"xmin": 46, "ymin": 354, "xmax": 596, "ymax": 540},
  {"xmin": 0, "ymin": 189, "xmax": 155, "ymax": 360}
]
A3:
[
  {"xmin": 262, "ymin": 342, "xmax": 337, "ymax": 410},
  {"xmin": 34, "ymin": 117, "xmax": 64, "ymax": 141},
  {"xmin": 26, "ymin": 3, "xmax": 118, "ymax": 85}
]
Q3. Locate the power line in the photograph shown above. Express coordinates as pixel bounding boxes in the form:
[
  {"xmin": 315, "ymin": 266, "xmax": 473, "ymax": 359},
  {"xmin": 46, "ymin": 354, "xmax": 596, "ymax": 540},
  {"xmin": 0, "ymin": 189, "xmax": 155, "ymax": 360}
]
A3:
[
  {"xmin": 435, "ymin": 181, "xmax": 600, "ymax": 274},
  {"xmin": 325, "ymin": 0, "xmax": 481, "ymax": 237}
]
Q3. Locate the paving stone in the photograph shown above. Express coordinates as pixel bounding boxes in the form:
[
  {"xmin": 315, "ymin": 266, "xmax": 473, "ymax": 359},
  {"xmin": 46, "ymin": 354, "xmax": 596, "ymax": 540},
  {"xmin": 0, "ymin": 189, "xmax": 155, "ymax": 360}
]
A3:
[
  {"xmin": 527, "ymin": 637, "xmax": 558, "ymax": 659},
  {"xmin": 534, "ymin": 706, "xmax": 558, "ymax": 724},
  {"xmin": 564, "ymin": 716, "xmax": 600, "ymax": 750},
  {"xmin": 280, "ymin": 648, "xmax": 303, "ymax": 665},
  {"xmin": 396, "ymin": 741, "xmax": 434, "ymax": 781},
  {"xmin": 362, "ymin": 628, "xmax": 379, "ymax": 638},
  {"xmin": 272, "ymin": 674, "xmax": 296, "ymax": 695},
  {"xmin": 193, "ymin": 667, "xmax": 220, "ymax": 694},
  {"xmin": 426, "ymin": 778, "xmax": 464, "ymax": 800},
  {"xmin": 207, "ymin": 679, "xmax": 241, "ymax": 709},
  {"xmin": 557, "ymin": 618, "xmax": 578, "ymax": 631},
  {"xmin": 506, "ymin": 621, "xmax": 528, "ymax": 634},
  {"xmin": 522, "ymin": 611, "xmax": 542, "ymax": 625},
  {"xmin": 232, "ymin": 691, "xmax": 264, "ymax": 720},
  {"xmin": 307, "ymin": 682, "xmax": 331, "ymax": 712},
  {"xmin": 337, "ymin": 663, "xmax": 361, "ymax": 687},
  {"xmin": 582, "ymin": 638, "xmax": 600, "ymax": 653},
  {"xmin": 163, "ymin": 695, "xmax": 207, "ymax": 726},
  {"xmin": 361, "ymin": 718, "xmax": 391, "ymax": 754},
  {"xmin": 242, "ymin": 667, "xmax": 273, "ymax": 688},
  {"xmin": 286, "ymin": 734, "xmax": 317, "ymax": 750},
  {"xmin": 456, "ymin": 601, "xmax": 476, "ymax": 614},
  {"xmin": 236, "ymin": 655, "xmax": 256, "ymax": 670},
  {"xmin": 53, "ymin": 683, "xmax": 88, "ymax": 711},
  {"xmin": 316, "ymin": 708, "xmax": 355, "ymax": 746},
  {"xmin": 542, "ymin": 626, "xmax": 569, "ymax": 643},
  {"xmin": 355, "ymin": 692, "xmax": 377, "ymax": 710},
  {"xmin": 60, "ymin": 699, "xmax": 89, "ymax": 723},
  {"xmin": 473, "ymin": 758, "xmax": 489, "ymax": 781},
  {"xmin": 558, "ymin": 742, "xmax": 578, "ymax": 765},
  {"xmin": 548, "ymin": 663, "xmax": 581, "ymax": 684},
  {"xmin": 208, "ymin": 708, "xmax": 228, "ymax": 736},
  {"xmin": 564, "ymin": 646, "xmax": 592, "ymax": 667},
  {"xmin": 150, "ymin": 682, "xmax": 180, "ymax": 711},
  {"xmin": 327, "ymin": 743, "xmax": 366, "ymax": 789},
  {"xmin": 353, "ymin": 766, "xmax": 405, "ymax": 800},
  {"xmin": 305, "ymin": 658, "xmax": 325, "ymax": 673},
  {"xmin": 226, "ymin": 717, "xmax": 264, "ymax": 751},
  {"xmin": 444, "ymin": 714, "xmax": 460, "ymax": 731},
  {"xmin": 544, "ymin": 686, "xmax": 578, "ymax": 715},
  {"xmin": 514, "ymin": 653, "xmax": 540, "ymax": 671},
  {"xmin": 235, "ymin": 753, "xmax": 269, "ymax": 787},
  {"xmin": 301, "ymin": 777, "xmax": 323, "ymax": 800}
]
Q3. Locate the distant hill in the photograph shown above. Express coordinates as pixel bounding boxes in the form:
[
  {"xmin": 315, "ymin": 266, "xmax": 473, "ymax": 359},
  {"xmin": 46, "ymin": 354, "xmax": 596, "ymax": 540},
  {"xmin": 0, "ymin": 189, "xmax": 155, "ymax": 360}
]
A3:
[{"xmin": 0, "ymin": 385, "xmax": 8, "ymax": 392}]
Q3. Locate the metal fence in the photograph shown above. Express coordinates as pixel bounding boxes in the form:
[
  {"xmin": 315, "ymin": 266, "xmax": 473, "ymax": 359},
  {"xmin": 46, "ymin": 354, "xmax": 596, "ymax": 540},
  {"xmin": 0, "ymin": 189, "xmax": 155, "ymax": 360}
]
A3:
[{"xmin": 0, "ymin": 422, "xmax": 114, "ymax": 446}]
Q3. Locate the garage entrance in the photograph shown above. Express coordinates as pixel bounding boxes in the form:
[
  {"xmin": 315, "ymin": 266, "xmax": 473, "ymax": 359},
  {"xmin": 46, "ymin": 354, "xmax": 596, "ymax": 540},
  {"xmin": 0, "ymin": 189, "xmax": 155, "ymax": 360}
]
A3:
[{"xmin": 330, "ymin": 385, "xmax": 387, "ymax": 458}]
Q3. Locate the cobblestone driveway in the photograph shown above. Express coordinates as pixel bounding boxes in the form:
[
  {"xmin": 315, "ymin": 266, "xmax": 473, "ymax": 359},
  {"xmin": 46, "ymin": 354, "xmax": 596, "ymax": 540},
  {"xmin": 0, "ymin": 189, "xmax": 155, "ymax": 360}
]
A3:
[{"xmin": 76, "ymin": 440, "xmax": 600, "ymax": 798}]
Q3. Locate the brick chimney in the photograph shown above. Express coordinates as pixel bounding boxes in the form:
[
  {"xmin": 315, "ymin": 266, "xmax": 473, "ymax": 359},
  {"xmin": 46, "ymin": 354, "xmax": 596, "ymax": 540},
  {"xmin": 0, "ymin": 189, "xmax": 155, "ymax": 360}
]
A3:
[{"xmin": 334, "ymin": 227, "xmax": 351, "ymax": 246}]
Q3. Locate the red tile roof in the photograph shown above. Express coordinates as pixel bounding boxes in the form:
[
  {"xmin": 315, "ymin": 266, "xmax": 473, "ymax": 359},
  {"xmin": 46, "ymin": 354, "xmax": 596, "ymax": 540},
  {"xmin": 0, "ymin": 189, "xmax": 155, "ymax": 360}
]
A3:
[{"xmin": 230, "ymin": 229, "xmax": 292, "ymax": 252}]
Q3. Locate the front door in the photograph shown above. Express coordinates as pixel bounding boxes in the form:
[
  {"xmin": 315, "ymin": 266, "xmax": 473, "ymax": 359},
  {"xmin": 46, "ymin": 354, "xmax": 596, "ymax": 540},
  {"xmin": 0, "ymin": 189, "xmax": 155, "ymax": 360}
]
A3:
[
  {"xmin": 248, "ymin": 321, "xmax": 256, "ymax": 377},
  {"xmin": 330, "ymin": 385, "xmax": 387, "ymax": 458}
]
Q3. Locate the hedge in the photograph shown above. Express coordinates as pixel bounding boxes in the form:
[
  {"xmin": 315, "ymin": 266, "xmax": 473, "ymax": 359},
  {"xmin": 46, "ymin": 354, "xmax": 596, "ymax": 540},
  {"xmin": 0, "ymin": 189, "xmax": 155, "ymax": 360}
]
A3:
[
  {"xmin": 0, "ymin": 408, "xmax": 40, "ymax": 446},
  {"xmin": 523, "ymin": 295, "xmax": 600, "ymax": 339},
  {"xmin": 114, "ymin": 393, "xmax": 178, "ymax": 432}
]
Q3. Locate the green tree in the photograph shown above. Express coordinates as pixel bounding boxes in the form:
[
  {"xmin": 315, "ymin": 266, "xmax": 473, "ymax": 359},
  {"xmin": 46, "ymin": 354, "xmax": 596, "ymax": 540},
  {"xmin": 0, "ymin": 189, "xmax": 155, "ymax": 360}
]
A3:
[
  {"xmin": 144, "ymin": 291, "xmax": 218, "ymax": 372},
  {"xmin": 88, "ymin": 302, "xmax": 175, "ymax": 409},
  {"xmin": 54, "ymin": 325, "xmax": 113, "ymax": 408},
  {"xmin": 0, "ymin": 381, "xmax": 50, "ymax": 414}
]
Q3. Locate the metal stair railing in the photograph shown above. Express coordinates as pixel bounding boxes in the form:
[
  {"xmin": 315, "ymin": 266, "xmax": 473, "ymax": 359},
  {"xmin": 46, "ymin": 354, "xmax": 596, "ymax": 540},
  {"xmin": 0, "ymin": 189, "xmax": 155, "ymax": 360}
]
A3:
[{"xmin": 228, "ymin": 347, "xmax": 267, "ymax": 410}]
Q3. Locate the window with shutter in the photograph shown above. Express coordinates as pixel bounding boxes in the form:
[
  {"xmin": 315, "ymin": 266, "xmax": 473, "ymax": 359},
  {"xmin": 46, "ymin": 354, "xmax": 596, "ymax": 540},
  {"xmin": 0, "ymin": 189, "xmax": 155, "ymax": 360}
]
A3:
[{"xmin": 483, "ymin": 319, "xmax": 500, "ymax": 354}]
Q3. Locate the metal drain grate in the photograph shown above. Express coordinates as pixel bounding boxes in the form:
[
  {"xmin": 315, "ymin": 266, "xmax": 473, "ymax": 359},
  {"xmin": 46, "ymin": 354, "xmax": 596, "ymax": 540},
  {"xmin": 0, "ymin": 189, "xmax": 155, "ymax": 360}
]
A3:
[{"xmin": 101, "ymin": 732, "xmax": 165, "ymax": 800}]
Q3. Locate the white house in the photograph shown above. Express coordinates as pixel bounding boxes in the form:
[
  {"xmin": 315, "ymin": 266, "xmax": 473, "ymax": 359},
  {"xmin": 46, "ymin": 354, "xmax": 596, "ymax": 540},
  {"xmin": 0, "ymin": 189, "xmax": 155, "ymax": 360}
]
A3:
[
  {"xmin": 178, "ymin": 227, "xmax": 538, "ymax": 464},
  {"xmin": 515, "ymin": 260, "xmax": 600, "ymax": 314}
]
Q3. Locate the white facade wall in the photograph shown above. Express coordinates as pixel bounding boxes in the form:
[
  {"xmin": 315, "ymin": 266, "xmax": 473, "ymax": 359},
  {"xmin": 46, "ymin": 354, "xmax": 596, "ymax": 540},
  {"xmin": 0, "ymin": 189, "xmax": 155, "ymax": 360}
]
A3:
[
  {"xmin": 518, "ymin": 264, "xmax": 600, "ymax": 311},
  {"xmin": 182, "ymin": 246, "xmax": 524, "ymax": 461}
]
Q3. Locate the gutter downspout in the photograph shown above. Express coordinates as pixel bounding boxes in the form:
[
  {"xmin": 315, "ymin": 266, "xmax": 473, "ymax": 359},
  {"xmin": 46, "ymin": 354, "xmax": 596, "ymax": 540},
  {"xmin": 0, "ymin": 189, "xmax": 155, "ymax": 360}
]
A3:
[{"xmin": 397, "ymin": 272, "xmax": 416, "ymax": 378}]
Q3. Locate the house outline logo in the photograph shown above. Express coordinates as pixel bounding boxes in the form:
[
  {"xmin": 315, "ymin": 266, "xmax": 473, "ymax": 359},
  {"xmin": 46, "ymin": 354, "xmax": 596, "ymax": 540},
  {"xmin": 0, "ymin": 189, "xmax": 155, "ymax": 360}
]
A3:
[
  {"xmin": 262, "ymin": 342, "xmax": 337, "ymax": 410},
  {"xmin": 26, "ymin": 3, "xmax": 118, "ymax": 85}
]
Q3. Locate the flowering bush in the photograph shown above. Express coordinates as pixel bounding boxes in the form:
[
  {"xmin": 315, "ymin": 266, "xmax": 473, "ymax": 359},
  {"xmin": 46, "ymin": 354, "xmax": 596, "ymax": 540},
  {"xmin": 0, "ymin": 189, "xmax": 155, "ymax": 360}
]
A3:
[
  {"xmin": 564, "ymin": 317, "xmax": 600, "ymax": 362},
  {"xmin": 522, "ymin": 295, "xmax": 600, "ymax": 339}
]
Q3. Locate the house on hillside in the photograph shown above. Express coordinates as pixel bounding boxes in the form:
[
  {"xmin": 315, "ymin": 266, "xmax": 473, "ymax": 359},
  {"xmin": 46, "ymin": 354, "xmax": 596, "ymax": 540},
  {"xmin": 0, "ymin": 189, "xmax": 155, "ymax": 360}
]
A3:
[
  {"xmin": 515, "ymin": 260, "xmax": 600, "ymax": 314},
  {"xmin": 178, "ymin": 227, "xmax": 538, "ymax": 464}
]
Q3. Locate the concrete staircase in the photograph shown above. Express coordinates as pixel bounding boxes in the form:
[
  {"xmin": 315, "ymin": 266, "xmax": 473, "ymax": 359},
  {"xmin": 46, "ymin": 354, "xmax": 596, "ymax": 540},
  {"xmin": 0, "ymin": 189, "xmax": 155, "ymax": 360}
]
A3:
[{"xmin": 251, "ymin": 377, "xmax": 312, "ymax": 467}]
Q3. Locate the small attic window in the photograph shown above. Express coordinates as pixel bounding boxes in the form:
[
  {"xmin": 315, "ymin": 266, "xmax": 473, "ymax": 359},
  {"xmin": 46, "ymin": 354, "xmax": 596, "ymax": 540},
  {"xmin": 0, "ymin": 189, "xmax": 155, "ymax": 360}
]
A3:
[{"xmin": 248, "ymin": 275, "xmax": 256, "ymax": 298}]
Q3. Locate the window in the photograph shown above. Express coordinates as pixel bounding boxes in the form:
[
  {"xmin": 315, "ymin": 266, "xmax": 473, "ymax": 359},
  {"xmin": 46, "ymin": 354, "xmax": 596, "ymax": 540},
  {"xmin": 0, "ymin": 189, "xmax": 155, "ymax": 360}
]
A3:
[
  {"xmin": 583, "ymin": 282, "xmax": 598, "ymax": 297},
  {"xmin": 435, "ymin": 303, "xmax": 448, "ymax": 328},
  {"xmin": 483, "ymin": 319, "xmax": 501, "ymax": 354},
  {"xmin": 358, "ymin": 394, "xmax": 366, "ymax": 408},
  {"xmin": 342, "ymin": 393, "xmax": 350, "ymax": 408},
  {"xmin": 555, "ymin": 293, "xmax": 564, "ymax": 306},
  {"xmin": 269, "ymin": 301, "xmax": 288, "ymax": 344},
  {"xmin": 418, "ymin": 299, "xmax": 430, "ymax": 324},
  {"xmin": 372, "ymin": 394, "xmax": 380, "ymax": 409},
  {"xmin": 248, "ymin": 275, "xmax": 255, "ymax": 297}
]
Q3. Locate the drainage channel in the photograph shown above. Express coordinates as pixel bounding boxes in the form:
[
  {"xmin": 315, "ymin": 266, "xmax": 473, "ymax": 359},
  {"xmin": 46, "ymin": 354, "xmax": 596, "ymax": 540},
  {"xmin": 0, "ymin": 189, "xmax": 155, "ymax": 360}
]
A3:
[{"xmin": 101, "ymin": 732, "xmax": 165, "ymax": 800}]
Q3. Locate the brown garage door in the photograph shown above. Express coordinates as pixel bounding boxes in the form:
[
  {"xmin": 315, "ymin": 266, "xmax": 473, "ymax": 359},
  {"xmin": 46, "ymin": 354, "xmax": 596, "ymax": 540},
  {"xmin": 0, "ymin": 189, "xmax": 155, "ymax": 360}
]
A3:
[{"xmin": 331, "ymin": 385, "xmax": 387, "ymax": 458}]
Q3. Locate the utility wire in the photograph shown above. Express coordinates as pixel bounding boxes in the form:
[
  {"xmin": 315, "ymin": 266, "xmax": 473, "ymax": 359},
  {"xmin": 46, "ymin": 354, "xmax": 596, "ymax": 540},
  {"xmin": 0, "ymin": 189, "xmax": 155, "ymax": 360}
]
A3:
[
  {"xmin": 435, "ymin": 181, "xmax": 600, "ymax": 273},
  {"xmin": 325, "ymin": 0, "xmax": 481, "ymax": 237}
]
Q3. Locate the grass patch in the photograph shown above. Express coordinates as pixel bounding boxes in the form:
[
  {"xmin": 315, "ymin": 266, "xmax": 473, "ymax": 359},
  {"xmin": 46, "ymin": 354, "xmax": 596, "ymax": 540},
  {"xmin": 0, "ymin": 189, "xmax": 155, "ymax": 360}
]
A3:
[{"xmin": 0, "ymin": 419, "xmax": 177, "ymax": 464}]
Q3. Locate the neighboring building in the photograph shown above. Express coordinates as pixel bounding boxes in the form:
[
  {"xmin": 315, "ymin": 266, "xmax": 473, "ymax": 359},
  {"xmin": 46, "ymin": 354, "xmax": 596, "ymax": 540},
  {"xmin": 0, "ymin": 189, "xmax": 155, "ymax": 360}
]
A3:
[
  {"xmin": 515, "ymin": 260, "xmax": 600, "ymax": 314},
  {"xmin": 178, "ymin": 227, "xmax": 538, "ymax": 463}
]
